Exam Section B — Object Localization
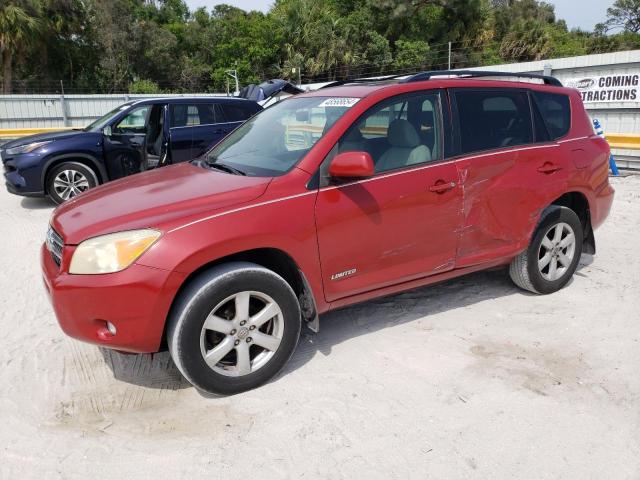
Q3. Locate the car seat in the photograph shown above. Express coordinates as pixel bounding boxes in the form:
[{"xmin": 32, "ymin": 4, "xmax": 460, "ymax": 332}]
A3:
[{"xmin": 376, "ymin": 119, "xmax": 430, "ymax": 172}]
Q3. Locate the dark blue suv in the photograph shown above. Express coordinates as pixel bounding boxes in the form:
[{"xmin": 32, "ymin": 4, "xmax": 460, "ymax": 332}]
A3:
[{"xmin": 1, "ymin": 97, "xmax": 261, "ymax": 204}]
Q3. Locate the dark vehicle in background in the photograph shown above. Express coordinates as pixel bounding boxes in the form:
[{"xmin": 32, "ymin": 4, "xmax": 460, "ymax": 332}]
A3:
[
  {"xmin": 239, "ymin": 78, "xmax": 304, "ymax": 106},
  {"xmin": 1, "ymin": 97, "xmax": 261, "ymax": 204}
]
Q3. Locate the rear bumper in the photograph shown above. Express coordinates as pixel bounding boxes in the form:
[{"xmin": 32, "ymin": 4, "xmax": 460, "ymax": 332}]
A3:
[
  {"xmin": 41, "ymin": 243, "xmax": 186, "ymax": 353},
  {"xmin": 592, "ymin": 181, "xmax": 615, "ymax": 230}
]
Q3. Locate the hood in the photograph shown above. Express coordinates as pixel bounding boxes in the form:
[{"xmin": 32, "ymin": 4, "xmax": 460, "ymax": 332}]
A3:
[
  {"xmin": 52, "ymin": 162, "xmax": 272, "ymax": 244},
  {"xmin": 1, "ymin": 129, "xmax": 85, "ymax": 150}
]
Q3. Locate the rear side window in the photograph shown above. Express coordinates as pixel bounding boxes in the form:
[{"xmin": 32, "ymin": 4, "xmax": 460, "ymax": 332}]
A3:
[
  {"xmin": 532, "ymin": 92, "xmax": 571, "ymax": 140},
  {"xmin": 169, "ymin": 104, "xmax": 217, "ymax": 127},
  {"xmin": 455, "ymin": 90, "xmax": 533, "ymax": 155},
  {"xmin": 220, "ymin": 104, "xmax": 255, "ymax": 122}
]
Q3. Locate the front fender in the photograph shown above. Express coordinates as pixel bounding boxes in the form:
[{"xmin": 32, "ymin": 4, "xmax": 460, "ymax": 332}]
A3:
[
  {"xmin": 136, "ymin": 187, "xmax": 327, "ymax": 312},
  {"xmin": 40, "ymin": 152, "xmax": 107, "ymax": 186}
]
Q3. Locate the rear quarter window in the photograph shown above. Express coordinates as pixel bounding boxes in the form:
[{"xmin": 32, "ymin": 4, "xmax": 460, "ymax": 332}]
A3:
[{"xmin": 532, "ymin": 92, "xmax": 571, "ymax": 140}]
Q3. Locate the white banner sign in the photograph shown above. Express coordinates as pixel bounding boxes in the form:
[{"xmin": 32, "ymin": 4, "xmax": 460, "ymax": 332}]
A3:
[{"xmin": 565, "ymin": 74, "xmax": 639, "ymax": 104}]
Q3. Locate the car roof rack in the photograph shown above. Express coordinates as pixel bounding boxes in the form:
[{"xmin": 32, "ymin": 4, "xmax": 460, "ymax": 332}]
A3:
[
  {"xmin": 400, "ymin": 70, "xmax": 563, "ymax": 87},
  {"xmin": 320, "ymin": 74, "xmax": 409, "ymax": 89}
]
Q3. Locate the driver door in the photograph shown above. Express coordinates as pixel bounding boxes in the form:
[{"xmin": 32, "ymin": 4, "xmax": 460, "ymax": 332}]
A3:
[
  {"xmin": 103, "ymin": 105, "xmax": 150, "ymax": 180},
  {"xmin": 315, "ymin": 91, "xmax": 462, "ymax": 302}
]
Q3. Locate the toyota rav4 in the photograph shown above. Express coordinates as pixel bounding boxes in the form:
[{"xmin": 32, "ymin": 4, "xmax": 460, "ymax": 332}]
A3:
[{"xmin": 41, "ymin": 71, "xmax": 614, "ymax": 395}]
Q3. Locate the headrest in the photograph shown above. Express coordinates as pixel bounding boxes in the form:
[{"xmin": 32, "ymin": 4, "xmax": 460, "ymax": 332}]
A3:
[
  {"xmin": 343, "ymin": 127, "xmax": 364, "ymax": 143},
  {"xmin": 419, "ymin": 110, "xmax": 434, "ymax": 124},
  {"xmin": 388, "ymin": 119, "xmax": 420, "ymax": 148}
]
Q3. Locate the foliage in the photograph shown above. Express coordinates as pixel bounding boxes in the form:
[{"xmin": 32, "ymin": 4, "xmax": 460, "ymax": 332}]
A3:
[
  {"xmin": 129, "ymin": 79, "xmax": 162, "ymax": 94},
  {"xmin": 0, "ymin": 0, "xmax": 638, "ymax": 93},
  {"xmin": 597, "ymin": 0, "xmax": 640, "ymax": 33}
]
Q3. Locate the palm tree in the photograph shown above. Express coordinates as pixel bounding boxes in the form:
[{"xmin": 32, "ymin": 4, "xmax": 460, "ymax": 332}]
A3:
[{"xmin": 0, "ymin": 3, "xmax": 40, "ymax": 93}]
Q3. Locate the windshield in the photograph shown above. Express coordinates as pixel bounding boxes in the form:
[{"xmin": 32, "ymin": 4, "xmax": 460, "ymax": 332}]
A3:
[
  {"xmin": 205, "ymin": 96, "xmax": 360, "ymax": 176},
  {"xmin": 84, "ymin": 102, "xmax": 135, "ymax": 132}
]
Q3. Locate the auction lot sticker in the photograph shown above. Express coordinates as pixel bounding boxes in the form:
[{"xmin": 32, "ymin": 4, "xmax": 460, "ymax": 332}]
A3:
[
  {"xmin": 565, "ymin": 74, "xmax": 640, "ymax": 104},
  {"xmin": 319, "ymin": 98, "xmax": 361, "ymax": 108}
]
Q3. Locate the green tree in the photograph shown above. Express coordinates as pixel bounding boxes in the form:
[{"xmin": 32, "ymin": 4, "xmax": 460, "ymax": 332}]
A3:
[
  {"xmin": 393, "ymin": 40, "xmax": 430, "ymax": 70},
  {"xmin": 598, "ymin": 0, "xmax": 640, "ymax": 33},
  {"xmin": 129, "ymin": 78, "xmax": 162, "ymax": 94},
  {"xmin": 0, "ymin": 2, "xmax": 40, "ymax": 93}
]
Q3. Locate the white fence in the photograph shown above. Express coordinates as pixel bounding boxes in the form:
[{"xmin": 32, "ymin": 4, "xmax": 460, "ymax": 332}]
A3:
[{"xmin": 0, "ymin": 93, "xmax": 227, "ymax": 130}]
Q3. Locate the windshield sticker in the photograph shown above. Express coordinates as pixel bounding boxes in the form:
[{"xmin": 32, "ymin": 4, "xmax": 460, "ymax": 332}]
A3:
[{"xmin": 319, "ymin": 97, "xmax": 360, "ymax": 108}]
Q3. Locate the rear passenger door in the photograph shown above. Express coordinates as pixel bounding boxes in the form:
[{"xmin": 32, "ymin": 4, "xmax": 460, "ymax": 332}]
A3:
[
  {"xmin": 450, "ymin": 88, "xmax": 568, "ymax": 268},
  {"xmin": 187, "ymin": 103, "xmax": 226, "ymax": 160},
  {"xmin": 216, "ymin": 102, "xmax": 260, "ymax": 139},
  {"xmin": 168, "ymin": 103, "xmax": 203, "ymax": 163}
]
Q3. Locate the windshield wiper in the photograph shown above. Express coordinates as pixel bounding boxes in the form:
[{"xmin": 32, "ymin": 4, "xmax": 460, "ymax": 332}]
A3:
[{"xmin": 207, "ymin": 161, "xmax": 246, "ymax": 176}]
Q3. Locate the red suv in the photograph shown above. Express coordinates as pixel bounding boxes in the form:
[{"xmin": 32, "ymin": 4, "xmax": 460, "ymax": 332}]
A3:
[{"xmin": 42, "ymin": 71, "xmax": 614, "ymax": 394}]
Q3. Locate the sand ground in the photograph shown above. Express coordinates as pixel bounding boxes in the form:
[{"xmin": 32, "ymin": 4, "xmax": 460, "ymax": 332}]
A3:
[{"xmin": 0, "ymin": 175, "xmax": 639, "ymax": 479}]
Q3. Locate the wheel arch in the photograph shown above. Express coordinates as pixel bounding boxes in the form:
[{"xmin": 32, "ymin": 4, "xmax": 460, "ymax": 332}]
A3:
[
  {"xmin": 160, "ymin": 247, "xmax": 319, "ymax": 349},
  {"xmin": 550, "ymin": 191, "xmax": 595, "ymax": 254},
  {"xmin": 41, "ymin": 154, "xmax": 106, "ymax": 192}
]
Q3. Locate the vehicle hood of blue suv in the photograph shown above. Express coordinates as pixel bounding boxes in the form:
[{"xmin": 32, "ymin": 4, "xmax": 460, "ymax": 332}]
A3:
[{"xmin": 1, "ymin": 129, "xmax": 86, "ymax": 151}]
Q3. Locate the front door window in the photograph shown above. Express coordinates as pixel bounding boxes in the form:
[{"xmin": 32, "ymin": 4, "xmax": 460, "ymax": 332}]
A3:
[{"xmin": 113, "ymin": 106, "xmax": 150, "ymax": 135}]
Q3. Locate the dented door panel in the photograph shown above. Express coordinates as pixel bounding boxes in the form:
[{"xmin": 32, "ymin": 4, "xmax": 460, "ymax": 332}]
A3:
[{"xmin": 454, "ymin": 144, "xmax": 571, "ymax": 268}]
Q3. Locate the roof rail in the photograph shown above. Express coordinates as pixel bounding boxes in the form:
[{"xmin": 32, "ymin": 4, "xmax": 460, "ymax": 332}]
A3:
[
  {"xmin": 400, "ymin": 70, "xmax": 563, "ymax": 87},
  {"xmin": 320, "ymin": 74, "xmax": 408, "ymax": 89}
]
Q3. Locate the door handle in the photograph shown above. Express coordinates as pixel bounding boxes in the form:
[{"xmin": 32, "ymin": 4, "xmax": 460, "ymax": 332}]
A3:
[
  {"xmin": 213, "ymin": 128, "xmax": 228, "ymax": 134},
  {"xmin": 429, "ymin": 181, "xmax": 457, "ymax": 194},
  {"xmin": 537, "ymin": 163, "xmax": 562, "ymax": 174}
]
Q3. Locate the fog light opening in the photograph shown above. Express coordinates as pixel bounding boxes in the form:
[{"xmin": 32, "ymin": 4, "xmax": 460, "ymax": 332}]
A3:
[
  {"xmin": 106, "ymin": 321, "xmax": 117, "ymax": 336},
  {"xmin": 96, "ymin": 320, "xmax": 117, "ymax": 340}
]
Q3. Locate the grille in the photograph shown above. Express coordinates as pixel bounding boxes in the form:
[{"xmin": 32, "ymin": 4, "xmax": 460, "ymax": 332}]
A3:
[{"xmin": 46, "ymin": 225, "xmax": 64, "ymax": 266}]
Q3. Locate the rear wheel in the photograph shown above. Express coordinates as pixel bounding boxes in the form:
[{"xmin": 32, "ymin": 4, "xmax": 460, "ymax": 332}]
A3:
[
  {"xmin": 46, "ymin": 162, "xmax": 98, "ymax": 204},
  {"xmin": 509, "ymin": 206, "xmax": 583, "ymax": 294},
  {"xmin": 167, "ymin": 262, "xmax": 301, "ymax": 395}
]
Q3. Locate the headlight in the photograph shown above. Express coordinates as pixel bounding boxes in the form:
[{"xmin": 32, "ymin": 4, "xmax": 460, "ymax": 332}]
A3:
[
  {"xmin": 6, "ymin": 140, "xmax": 52, "ymax": 156},
  {"xmin": 69, "ymin": 229, "xmax": 161, "ymax": 274}
]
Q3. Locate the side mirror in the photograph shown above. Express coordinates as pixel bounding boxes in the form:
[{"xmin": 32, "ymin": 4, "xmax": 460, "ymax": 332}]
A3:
[
  {"xmin": 329, "ymin": 151, "xmax": 374, "ymax": 179},
  {"xmin": 102, "ymin": 125, "xmax": 112, "ymax": 137}
]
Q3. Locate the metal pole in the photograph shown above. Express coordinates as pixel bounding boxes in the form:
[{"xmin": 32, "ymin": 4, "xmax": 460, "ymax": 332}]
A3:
[
  {"xmin": 593, "ymin": 118, "xmax": 620, "ymax": 176},
  {"xmin": 226, "ymin": 69, "xmax": 240, "ymax": 96},
  {"xmin": 59, "ymin": 80, "xmax": 69, "ymax": 127},
  {"xmin": 448, "ymin": 42, "xmax": 452, "ymax": 70}
]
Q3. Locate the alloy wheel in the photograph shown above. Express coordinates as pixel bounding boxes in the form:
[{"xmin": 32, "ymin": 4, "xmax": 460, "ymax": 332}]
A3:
[
  {"xmin": 53, "ymin": 169, "xmax": 90, "ymax": 200},
  {"xmin": 199, "ymin": 291, "xmax": 284, "ymax": 377},
  {"xmin": 537, "ymin": 222, "xmax": 576, "ymax": 281}
]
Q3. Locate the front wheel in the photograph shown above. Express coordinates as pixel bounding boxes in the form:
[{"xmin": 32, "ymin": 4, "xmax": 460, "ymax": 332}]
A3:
[
  {"xmin": 509, "ymin": 206, "xmax": 583, "ymax": 294},
  {"xmin": 167, "ymin": 262, "xmax": 301, "ymax": 395},
  {"xmin": 46, "ymin": 162, "xmax": 98, "ymax": 204}
]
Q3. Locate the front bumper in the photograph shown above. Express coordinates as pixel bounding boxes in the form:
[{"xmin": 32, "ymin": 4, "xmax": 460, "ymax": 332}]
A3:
[
  {"xmin": 3, "ymin": 156, "xmax": 45, "ymax": 197},
  {"xmin": 41, "ymin": 243, "xmax": 187, "ymax": 353}
]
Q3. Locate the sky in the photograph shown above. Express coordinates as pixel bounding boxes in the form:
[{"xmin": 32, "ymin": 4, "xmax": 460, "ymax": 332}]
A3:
[{"xmin": 184, "ymin": 0, "xmax": 615, "ymax": 32}]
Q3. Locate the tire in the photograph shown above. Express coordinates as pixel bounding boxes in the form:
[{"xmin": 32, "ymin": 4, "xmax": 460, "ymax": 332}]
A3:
[
  {"xmin": 509, "ymin": 205, "xmax": 583, "ymax": 294},
  {"xmin": 46, "ymin": 162, "xmax": 98, "ymax": 204},
  {"xmin": 167, "ymin": 262, "xmax": 301, "ymax": 395}
]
